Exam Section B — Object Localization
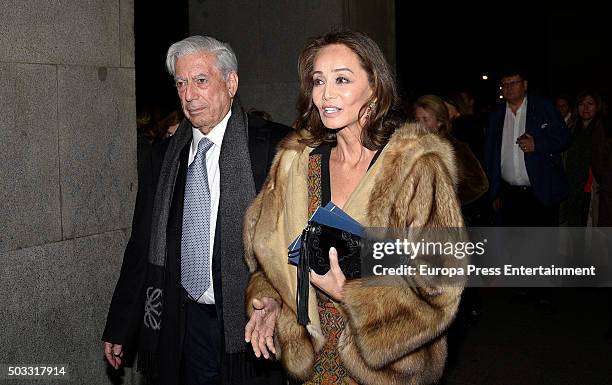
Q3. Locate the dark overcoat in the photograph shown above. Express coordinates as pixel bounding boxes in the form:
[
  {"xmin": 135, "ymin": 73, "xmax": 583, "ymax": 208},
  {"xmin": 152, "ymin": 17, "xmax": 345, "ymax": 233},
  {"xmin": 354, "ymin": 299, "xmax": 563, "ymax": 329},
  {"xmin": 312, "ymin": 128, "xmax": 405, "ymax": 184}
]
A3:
[{"xmin": 103, "ymin": 100, "xmax": 291, "ymax": 384}]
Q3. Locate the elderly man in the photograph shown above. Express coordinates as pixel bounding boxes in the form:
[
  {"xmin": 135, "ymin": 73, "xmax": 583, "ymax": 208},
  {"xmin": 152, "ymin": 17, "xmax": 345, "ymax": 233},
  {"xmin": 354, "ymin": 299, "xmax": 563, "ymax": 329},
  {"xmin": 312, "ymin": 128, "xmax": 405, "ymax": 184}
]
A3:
[
  {"xmin": 484, "ymin": 67, "xmax": 569, "ymax": 227},
  {"xmin": 102, "ymin": 36, "xmax": 290, "ymax": 385}
]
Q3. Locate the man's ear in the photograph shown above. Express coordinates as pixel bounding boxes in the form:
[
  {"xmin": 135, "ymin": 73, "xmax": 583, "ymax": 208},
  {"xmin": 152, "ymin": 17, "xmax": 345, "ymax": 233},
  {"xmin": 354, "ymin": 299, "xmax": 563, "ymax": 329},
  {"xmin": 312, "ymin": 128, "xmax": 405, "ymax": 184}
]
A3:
[
  {"xmin": 524, "ymin": 80, "xmax": 528, "ymax": 91},
  {"xmin": 226, "ymin": 71, "xmax": 239, "ymax": 98}
]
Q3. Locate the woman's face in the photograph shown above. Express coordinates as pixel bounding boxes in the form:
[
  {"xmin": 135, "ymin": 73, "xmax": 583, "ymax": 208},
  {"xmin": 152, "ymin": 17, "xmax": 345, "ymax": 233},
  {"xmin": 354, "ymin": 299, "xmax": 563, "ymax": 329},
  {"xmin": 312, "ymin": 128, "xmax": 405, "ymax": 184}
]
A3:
[
  {"xmin": 578, "ymin": 96, "xmax": 598, "ymax": 122},
  {"xmin": 311, "ymin": 44, "xmax": 373, "ymax": 131},
  {"xmin": 414, "ymin": 106, "xmax": 440, "ymax": 131}
]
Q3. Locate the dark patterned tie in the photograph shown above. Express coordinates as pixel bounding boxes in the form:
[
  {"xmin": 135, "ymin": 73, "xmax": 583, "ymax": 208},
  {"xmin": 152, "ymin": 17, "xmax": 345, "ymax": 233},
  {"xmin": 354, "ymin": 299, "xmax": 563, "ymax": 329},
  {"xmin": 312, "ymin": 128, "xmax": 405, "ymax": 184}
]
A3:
[{"xmin": 181, "ymin": 137, "xmax": 214, "ymax": 300}]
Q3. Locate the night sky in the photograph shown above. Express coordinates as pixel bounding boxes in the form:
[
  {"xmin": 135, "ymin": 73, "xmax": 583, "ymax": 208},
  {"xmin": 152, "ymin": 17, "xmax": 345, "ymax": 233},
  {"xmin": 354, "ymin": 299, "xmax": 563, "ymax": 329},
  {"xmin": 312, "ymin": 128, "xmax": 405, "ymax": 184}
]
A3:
[{"xmin": 395, "ymin": 3, "xmax": 612, "ymax": 109}]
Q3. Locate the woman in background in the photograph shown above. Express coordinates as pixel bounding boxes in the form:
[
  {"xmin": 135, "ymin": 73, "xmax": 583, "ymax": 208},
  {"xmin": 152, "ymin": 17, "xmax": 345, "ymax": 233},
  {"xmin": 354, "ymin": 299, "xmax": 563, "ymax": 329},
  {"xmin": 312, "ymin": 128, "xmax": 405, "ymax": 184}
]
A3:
[
  {"xmin": 586, "ymin": 93, "xmax": 612, "ymax": 226},
  {"xmin": 565, "ymin": 91, "xmax": 601, "ymax": 226},
  {"xmin": 413, "ymin": 94, "xmax": 489, "ymax": 211}
]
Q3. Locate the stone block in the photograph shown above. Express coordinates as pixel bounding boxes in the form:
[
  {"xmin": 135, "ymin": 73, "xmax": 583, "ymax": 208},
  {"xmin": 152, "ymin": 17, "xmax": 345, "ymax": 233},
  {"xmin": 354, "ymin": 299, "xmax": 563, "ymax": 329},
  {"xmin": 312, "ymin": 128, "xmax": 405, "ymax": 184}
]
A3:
[
  {"xmin": 121, "ymin": 0, "xmax": 135, "ymax": 68},
  {"xmin": 57, "ymin": 66, "xmax": 137, "ymax": 239},
  {"xmin": 258, "ymin": 0, "xmax": 344, "ymax": 83},
  {"xmin": 342, "ymin": 0, "xmax": 396, "ymax": 68},
  {"xmin": 0, "ymin": 63, "xmax": 62, "ymax": 252},
  {"xmin": 188, "ymin": 0, "xmax": 344, "ymax": 85},
  {"xmin": 0, "ymin": 230, "xmax": 129, "ymax": 384},
  {"xmin": 189, "ymin": 0, "xmax": 262, "ymax": 83},
  {"xmin": 239, "ymin": 81, "xmax": 299, "ymax": 126},
  {"xmin": 0, "ymin": 0, "xmax": 120, "ymax": 66},
  {"xmin": 0, "ymin": 245, "xmax": 46, "ymax": 362}
]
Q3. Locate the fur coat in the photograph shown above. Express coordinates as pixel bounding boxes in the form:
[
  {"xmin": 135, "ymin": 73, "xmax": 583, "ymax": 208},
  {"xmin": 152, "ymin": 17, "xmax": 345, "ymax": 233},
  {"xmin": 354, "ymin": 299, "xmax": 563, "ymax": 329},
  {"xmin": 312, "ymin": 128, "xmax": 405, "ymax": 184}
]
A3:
[
  {"xmin": 244, "ymin": 123, "xmax": 465, "ymax": 385},
  {"xmin": 449, "ymin": 136, "xmax": 489, "ymax": 206}
]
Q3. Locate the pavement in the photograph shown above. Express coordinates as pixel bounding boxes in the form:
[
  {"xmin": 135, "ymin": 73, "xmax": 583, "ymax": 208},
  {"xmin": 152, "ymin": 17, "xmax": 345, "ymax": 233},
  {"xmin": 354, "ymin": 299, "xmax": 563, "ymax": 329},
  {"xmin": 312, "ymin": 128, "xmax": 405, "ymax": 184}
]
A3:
[{"xmin": 440, "ymin": 288, "xmax": 612, "ymax": 385}]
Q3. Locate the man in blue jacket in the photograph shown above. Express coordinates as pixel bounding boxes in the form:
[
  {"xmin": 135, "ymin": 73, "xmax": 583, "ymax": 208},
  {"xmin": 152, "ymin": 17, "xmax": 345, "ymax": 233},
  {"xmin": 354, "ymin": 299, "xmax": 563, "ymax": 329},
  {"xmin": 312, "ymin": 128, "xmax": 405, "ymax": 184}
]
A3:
[{"xmin": 484, "ymin": 68, "xmax": 569, "ymax": 226}]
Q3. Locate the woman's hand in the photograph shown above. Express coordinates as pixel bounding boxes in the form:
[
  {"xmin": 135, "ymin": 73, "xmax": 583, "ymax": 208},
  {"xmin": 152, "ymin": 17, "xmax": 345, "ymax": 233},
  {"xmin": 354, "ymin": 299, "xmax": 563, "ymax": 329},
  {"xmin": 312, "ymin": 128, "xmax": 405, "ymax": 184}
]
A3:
[
  {"xmin": 310, "ymin": 247, "xmax": 346, "ymax": 302},
  {"xmin": 245, "ymin": 297, "xmax": 279, "ymax": 359}
]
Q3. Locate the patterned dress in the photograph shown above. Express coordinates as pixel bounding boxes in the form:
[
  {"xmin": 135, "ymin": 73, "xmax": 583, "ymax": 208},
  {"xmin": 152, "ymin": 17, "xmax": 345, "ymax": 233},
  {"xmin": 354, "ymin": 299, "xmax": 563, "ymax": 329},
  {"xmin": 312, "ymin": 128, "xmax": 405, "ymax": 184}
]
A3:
[{"xmin": 302, "ymin": 144, "xmax": 381, "ymax": 384}]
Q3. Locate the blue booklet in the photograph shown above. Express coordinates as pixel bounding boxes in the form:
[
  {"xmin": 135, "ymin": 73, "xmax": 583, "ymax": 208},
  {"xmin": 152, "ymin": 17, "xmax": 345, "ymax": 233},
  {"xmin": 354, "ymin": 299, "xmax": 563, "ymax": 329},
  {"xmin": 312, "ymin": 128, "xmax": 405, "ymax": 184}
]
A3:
[{"xmin": 288, "ymin": 202, "xmax": 363, "ymax": 266}]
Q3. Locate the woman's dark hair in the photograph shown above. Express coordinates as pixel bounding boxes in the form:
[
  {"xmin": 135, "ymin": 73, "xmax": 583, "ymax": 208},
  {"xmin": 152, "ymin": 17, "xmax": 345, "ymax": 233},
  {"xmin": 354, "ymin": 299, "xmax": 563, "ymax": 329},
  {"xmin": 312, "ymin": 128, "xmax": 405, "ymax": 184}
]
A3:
[
  {"xmin": 294, "ymin": 30, "xmax": 403, "ymax": 149},
  {"xmin": 575, "ymin": 90, "xmax": 603, "ymax": 126},
  {"xmin": 576, "ymin": 90, "xmax": 602, "ymax": 111}
]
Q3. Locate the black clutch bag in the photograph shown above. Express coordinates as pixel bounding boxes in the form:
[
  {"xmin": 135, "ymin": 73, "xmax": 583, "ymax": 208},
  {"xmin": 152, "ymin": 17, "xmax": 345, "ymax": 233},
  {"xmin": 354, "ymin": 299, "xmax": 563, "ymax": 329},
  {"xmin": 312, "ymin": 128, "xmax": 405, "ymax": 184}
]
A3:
[
  {"xmin": 297, "ymin": 222, "xmax": 362, "ymax": 325},
  {"xmin": 301, "ymin": 222, "xmax": 362, "ymax": 278}
]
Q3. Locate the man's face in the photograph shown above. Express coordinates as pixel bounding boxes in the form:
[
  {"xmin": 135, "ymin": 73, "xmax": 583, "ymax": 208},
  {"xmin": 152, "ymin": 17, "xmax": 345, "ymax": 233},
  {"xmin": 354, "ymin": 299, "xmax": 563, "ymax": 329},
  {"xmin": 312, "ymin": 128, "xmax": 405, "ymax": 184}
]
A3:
[
  {"xmin": 555, "ymin": 98, "xmax": 570, "ymax": 117},
  {"xmin": 174, "ymin": 52, "xmax": 238, "ymax": 134},
  {"xmin": 501, "ymin": 75, "xmax": 527, "ymax": 105},
  {"xmin": 459, "ymin": 92, "xmax": 474, "ymax": 109}
]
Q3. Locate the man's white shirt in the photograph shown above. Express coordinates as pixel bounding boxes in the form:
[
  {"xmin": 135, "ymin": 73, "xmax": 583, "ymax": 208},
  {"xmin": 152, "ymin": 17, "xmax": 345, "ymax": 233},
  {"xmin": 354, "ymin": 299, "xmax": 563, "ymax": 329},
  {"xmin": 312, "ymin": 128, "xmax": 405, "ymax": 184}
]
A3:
[{"xmin": 501, "ymin": 97, "xmax": 531, "ymax": 186}]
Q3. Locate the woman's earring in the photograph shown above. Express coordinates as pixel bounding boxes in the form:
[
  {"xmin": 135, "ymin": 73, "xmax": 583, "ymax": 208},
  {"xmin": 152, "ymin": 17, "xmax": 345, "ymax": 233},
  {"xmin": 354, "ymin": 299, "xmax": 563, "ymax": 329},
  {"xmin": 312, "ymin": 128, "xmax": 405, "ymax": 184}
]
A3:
[{"xmin": 367, "ymin": 101, "xmax": 376, "ymax": 118}]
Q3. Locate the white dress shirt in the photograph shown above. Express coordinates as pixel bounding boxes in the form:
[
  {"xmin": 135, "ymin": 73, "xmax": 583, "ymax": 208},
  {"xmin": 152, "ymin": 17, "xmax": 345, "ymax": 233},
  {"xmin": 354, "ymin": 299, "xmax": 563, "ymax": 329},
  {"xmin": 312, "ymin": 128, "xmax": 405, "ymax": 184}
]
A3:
[
  {"xmin": 501, "ymin": 97, "xmax": 530, "ymax": 186},
  {"xmin": 187, "ymin": 110, "xmax": 231, "ymax": 304}
]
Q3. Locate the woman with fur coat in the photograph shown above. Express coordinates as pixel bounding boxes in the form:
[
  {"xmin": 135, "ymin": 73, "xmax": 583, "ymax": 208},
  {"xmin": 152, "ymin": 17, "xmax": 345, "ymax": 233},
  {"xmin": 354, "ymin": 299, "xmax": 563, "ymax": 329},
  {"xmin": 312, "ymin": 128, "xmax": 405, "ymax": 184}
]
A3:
[
  {"xmin": 244, "ymin": 30, "xmax": 464, "ymax": 385},
  {"xmin": 413, "ymin": 94, "xmax": 489, "ymax": 208}
]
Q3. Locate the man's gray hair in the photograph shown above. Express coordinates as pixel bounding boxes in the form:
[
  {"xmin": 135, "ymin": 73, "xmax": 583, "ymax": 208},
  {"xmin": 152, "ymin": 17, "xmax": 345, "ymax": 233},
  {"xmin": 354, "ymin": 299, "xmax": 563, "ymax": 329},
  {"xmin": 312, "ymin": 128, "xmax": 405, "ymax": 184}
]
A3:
[{"xmin": 166, "ymin": 35, "xmax": 238, "ymax": 79}]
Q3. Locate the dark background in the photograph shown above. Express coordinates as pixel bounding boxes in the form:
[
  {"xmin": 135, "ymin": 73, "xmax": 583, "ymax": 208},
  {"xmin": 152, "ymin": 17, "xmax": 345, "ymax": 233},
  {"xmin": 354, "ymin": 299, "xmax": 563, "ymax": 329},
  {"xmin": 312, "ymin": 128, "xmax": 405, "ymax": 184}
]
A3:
[
  {"xmin": 134, "ymin": 0, "xmax": 189, "ymax": 118},
  {"xmin": 396, "ymin": 4, "xmax": 549, "ymax": 107},
  {"xmin": 135, "ymin": 2, "xmax": 612, "ymax": 117},
  {"xmin": 396, "ymin": 3, "xmax": 612, "ymax": 110}
]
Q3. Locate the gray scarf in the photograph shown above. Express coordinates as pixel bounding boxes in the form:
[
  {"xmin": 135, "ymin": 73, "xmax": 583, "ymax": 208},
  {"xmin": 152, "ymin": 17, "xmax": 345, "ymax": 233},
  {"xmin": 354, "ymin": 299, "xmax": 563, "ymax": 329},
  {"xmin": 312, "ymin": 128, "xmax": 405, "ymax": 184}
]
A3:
[{"xmin": 139, "ymin": 100, "xmax": 256, "ymax": 373}]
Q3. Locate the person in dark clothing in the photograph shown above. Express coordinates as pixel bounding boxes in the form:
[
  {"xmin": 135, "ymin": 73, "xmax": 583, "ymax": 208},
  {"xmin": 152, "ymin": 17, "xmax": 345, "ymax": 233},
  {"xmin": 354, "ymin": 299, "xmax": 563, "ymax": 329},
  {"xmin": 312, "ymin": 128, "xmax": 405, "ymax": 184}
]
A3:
[
  {"xmin": 591, "ymin": 106, "xmax": 612, "ymax": 227},
  {"xmin": 565, "ymin": 91, "xmax": 602, "ymax": 227},
  {"xmin": 564, "ymin": 91, "xmax": 604, "ymax": 272},
  {"xmin": 440, "ymin": 92, "xmax": 492, "ymax": 226},
  {"xmin": 483, "ymin": 68, "xmax": 569, "ymax": 312},
  {"xmin": 442, "ymin": 91, "xmax": 487, "ymax": 164},
  {"xmin": 414, "ymin": 94, "xmax": 489, "ymax": 211},
  {"xmin": 102, "ymin": 35, "xmax": 291, "ymax": 385},
  {"xmin": 483, "ymin": 68, "xmax": 569, "ymax": 227}
]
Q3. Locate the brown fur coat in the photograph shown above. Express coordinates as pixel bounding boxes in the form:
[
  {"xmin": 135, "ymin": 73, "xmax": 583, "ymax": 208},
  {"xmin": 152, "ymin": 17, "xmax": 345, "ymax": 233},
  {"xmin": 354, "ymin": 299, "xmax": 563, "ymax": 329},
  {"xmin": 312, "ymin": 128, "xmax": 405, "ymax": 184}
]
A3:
[
  {"xmin": 449, "ymin": 137, "xmax": 489, "ymax": 206},
  {"xmin": 244, "ymin": 123, "xmax": 465, "ymax": 385}
]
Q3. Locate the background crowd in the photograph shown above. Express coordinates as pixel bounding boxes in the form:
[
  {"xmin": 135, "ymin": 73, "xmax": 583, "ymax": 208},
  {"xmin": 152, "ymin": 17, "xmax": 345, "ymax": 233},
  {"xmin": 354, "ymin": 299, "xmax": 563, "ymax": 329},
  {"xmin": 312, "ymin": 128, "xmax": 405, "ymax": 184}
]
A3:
[
  {"xmin": 405, "ymin": 75, "xmax": 611, "ymax": 230},
  {"xmin": 126, "ymin": 37, "xmax": 612, "ymax": 384}
]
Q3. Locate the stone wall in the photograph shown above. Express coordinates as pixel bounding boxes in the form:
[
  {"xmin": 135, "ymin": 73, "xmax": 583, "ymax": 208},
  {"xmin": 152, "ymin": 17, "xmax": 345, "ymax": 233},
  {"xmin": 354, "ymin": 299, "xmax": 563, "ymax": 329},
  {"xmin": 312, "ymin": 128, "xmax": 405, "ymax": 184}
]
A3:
[
  {"xmin": 188, "ymin": 0, "xmax": 395, "ymax": 126},
  {"xmin": 0, "ymin": 1, "xmax": 137, "ymax": 384}
]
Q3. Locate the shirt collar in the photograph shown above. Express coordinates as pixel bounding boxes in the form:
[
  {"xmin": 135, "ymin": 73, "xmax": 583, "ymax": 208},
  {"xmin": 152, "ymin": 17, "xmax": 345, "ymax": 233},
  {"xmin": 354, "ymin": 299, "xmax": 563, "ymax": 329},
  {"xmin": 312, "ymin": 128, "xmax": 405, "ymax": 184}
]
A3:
[
  {"xmin": 506, "ymin": 96, "xmax": 528, "ymax": 114},
  {"xmin": 191, "ymin": 109, "xmax": 232, "ymax": 152}
]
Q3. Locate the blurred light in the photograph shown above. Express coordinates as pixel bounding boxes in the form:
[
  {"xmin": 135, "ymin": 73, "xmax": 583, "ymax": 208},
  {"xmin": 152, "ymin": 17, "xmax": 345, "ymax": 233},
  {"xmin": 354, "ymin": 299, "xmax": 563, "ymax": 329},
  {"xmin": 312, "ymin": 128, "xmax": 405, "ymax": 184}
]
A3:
[
  {"xmin": 482, "ymin": 74, "xmax": 489, "ymax": 80},
  {"xmin": 499, "ymin": 86, "xmax": 503, "ymax": 90},
  {"xmin": 499, "ymin": 95, "xmax": 504, "ymax": 99}
]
